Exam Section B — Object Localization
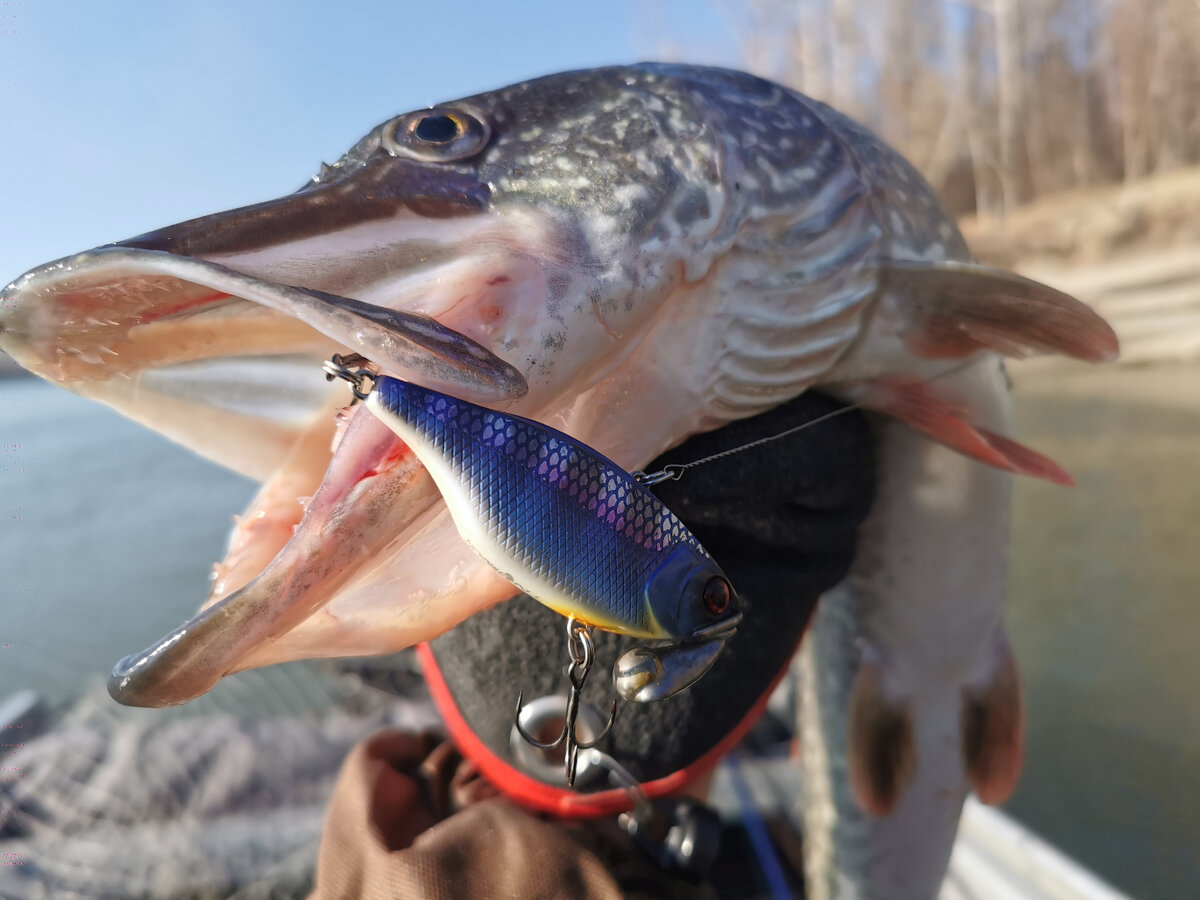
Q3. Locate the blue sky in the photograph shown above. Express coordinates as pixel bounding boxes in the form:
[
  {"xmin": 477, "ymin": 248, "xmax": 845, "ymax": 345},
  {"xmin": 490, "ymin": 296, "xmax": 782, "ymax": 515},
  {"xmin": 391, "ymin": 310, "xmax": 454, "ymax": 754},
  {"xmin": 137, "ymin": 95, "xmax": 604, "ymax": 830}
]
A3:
[{"xmin": 1, "ymin": 0, "xmax": 743, "ymax": 282}]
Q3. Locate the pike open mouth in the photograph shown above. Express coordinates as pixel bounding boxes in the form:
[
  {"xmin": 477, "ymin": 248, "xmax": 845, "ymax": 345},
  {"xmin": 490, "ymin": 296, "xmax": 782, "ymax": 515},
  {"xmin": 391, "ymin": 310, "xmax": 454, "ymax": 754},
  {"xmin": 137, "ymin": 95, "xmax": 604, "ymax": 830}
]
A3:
[{"xmin": 0, "ymin": 247, "xmax": 534, "ymax": 707}]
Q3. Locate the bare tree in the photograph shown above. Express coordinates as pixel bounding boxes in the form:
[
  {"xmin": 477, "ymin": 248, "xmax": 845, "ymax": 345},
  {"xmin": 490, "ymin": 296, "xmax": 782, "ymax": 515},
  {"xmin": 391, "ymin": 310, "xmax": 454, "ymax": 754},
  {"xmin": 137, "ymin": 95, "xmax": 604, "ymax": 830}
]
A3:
[
  {"xmin": 721, "ymin": 0, "xmax": 1200, "ymax": 215},
  {"xmin": 994, "ymin": 0, "xmax": 1031, "ymax": 207}
]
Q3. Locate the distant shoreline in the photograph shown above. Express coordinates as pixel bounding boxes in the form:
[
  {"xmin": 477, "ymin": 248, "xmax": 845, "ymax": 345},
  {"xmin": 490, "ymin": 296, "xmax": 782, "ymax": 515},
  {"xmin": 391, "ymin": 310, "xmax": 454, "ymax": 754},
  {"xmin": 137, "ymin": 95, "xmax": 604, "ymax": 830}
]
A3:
[{"xmin": 0, "ymin": 355, "xmax": 32, "ymax": 380}]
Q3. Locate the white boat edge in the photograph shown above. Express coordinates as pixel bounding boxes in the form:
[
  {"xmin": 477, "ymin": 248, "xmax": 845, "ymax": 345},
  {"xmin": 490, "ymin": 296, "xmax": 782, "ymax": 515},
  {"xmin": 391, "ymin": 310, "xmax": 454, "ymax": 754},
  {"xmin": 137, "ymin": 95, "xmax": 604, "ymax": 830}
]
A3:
[
  {"xmin": 943, "ymin": 796, "xmax": 1135, "ymax": 900},
  {"xmin": 708, "ymin": 754, "xmax": 1136, "ymax": 899}
]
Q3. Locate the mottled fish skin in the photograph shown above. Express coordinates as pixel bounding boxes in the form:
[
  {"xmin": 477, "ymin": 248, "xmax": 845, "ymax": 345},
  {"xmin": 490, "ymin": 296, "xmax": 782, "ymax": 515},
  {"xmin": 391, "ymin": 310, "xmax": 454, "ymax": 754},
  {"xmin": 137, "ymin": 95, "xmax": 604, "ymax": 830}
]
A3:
[
  {"xmin": 446, "ymin": 63, "xmax": 968, "ymax": 420},
  {"xmin": 366, "ymin": 375, "xmax": 734, "ymax": 639}
]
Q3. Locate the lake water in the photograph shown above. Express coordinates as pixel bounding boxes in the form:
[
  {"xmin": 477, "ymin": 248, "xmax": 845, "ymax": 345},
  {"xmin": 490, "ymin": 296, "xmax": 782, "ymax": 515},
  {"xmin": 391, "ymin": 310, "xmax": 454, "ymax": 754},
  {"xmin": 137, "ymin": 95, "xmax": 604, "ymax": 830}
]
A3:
[
  {"xmin": 0, "ymin": 378, "xmax": 258, "ymax": 706},
  {"xmin": 1, "ymin": 370, "xmax": 1194, "ymax": 898},
  {"xmin": 1006, "ymin": 362, "xmax": 1200, "ymax": 899}
]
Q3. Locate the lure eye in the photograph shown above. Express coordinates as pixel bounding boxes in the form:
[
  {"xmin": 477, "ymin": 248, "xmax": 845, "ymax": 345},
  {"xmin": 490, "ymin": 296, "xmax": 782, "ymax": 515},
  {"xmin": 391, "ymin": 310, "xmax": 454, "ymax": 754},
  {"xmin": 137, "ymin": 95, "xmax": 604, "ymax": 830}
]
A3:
[
  {"xmin": 702, "ymin": 577, "xmax": 732, "ymax": 616},
  {"xmin": 383, "ymin": 106, "xmax": 491, "ymax": 162}
]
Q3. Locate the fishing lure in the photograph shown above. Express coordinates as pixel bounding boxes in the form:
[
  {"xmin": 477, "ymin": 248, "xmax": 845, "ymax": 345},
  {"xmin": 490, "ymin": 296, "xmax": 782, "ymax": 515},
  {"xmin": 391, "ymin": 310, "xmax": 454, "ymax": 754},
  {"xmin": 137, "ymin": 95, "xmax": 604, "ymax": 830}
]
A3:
[
  {"xmin": 360, "ymin": 370, "xmax": 741, "ymax": 643},
  {"xmin": 325, "ymin": 354, "xmax": 744, "ymax": 785}
]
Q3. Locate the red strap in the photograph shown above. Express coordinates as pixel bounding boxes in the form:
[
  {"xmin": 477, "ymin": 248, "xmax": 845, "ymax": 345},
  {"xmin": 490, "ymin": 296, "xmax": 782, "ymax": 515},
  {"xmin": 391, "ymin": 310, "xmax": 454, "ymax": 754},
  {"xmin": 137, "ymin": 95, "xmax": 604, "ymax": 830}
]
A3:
[{"xmin": 418, "ymin": 635, "xmax": 802, "ymax": 818}]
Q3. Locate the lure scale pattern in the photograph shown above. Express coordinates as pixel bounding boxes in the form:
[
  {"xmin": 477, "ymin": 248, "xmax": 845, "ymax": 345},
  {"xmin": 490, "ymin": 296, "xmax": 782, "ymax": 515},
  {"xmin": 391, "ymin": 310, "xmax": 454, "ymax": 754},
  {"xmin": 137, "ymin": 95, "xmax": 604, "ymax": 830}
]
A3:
[{"xmin": 373, "ymin": 376, "xmax": 708, "ymax": 635}]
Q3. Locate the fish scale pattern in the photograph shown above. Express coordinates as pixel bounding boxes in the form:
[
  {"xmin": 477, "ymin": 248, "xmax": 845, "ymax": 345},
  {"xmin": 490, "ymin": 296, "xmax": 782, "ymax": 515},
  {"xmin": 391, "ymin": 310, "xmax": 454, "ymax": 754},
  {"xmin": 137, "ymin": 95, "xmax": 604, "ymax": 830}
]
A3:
[{"xmin": 376, "ymin": 377, "xmax": 707, "ymax": 635}]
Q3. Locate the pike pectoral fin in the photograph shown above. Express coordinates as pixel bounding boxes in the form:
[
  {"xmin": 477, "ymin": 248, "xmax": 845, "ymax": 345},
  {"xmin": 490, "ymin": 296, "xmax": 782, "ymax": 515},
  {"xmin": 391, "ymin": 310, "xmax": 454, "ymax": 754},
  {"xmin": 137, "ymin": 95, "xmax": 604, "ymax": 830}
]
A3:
[
  {"xmin": 848, "ymin": 657, "xmax": 917, "ymax": 817},
  {"xmin": 882, "ymin": 260, "xmax": 1120, "ymax": 364},
  {"xmin": 850, "ymin": 376, "xmax": 1074, "ymax": 486},
  {"xmin": 962, "ymin": 638, "xmax": 1024, "ymax": 805}
]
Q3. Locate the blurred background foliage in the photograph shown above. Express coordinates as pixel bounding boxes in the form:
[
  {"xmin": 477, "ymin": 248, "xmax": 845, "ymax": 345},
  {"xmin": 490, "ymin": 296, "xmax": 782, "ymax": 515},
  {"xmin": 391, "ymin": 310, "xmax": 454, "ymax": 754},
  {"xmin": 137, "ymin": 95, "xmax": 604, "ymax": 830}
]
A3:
[{"xmin": 719, "ymin": 0, "xmax": 1200, "ymax": 218}]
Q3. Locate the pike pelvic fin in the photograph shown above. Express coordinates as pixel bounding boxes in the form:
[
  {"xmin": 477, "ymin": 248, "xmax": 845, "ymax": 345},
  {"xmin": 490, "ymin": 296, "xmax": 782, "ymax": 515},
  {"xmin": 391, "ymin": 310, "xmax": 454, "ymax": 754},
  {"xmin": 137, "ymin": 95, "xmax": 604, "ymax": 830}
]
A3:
[
  {"xmin": 851, "ymin": 376, "xmax": 1075, "ymax": 486},
  {"xmin": 881, "ymin": 260, "xmax": 1120, "ymax": 364},
  {"xmin": 962, "ymin": 638, "xmax": 1025, "ymax": 805},
  {"xmin": 848, "ymin": 656, "xmax": 917, "ymax": 817}
]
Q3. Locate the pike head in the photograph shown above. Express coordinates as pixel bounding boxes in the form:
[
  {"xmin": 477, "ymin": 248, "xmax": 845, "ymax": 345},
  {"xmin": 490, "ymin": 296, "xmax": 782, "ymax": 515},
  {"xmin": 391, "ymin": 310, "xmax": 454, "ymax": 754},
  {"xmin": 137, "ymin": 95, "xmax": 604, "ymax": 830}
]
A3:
[{"xmin": 0, "ymin": 65, "xmax": 761, "ymax": 704}]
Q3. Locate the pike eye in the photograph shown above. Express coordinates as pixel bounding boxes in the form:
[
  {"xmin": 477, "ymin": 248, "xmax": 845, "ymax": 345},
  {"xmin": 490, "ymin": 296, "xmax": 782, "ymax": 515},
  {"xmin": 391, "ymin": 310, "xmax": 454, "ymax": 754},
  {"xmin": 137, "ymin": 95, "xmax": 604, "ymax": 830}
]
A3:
[
  {"xmin": 414, "ymin": 114, "xmax": 458, "ymax": 143},
  {"xmin": 383, "ymin": 106, "xmax": 491, "ymax": 163},
  {"xmin": 702, "ymin": 577, "xmax": 731, "ymax": 616}
]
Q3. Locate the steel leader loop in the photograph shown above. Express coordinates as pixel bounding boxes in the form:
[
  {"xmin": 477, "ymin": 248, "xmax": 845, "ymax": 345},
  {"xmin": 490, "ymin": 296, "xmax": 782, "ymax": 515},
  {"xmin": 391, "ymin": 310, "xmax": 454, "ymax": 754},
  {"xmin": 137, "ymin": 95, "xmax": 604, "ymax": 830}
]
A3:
[
  {"xmin": 633, "ymin": 403, "xmax": 864, "ymax": 487},
  {"xmin": 322, "ymin": 352, "xmax": 377, "ymax": 403},
  {"xmin": 633, "ymin": 360, "xmax": 987, "ymax": 486}
]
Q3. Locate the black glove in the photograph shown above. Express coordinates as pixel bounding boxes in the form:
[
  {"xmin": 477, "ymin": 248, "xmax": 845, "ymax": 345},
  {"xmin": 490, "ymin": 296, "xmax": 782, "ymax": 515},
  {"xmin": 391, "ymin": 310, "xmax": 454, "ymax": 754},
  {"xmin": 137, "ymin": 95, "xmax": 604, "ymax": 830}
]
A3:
[{"xmin": 426, "ymin": 390, "xmax": 875, "ymax": 794}]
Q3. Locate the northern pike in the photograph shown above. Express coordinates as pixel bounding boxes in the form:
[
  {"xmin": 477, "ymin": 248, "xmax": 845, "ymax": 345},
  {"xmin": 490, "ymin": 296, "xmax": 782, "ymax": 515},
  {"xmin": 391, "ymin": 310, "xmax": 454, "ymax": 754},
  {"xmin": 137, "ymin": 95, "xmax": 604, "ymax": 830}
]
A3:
[{"xmin": 0, "ymin": 64, "xmax": 1116, "ymax": 897}]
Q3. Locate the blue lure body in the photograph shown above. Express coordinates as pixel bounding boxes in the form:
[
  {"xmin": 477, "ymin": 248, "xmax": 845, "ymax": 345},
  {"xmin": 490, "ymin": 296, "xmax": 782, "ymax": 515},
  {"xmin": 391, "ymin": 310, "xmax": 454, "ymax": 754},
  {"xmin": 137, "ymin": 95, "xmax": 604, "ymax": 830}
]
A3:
[{"xmin": 366, "ymin": 375, "xmax": 737, "ymax": 639}]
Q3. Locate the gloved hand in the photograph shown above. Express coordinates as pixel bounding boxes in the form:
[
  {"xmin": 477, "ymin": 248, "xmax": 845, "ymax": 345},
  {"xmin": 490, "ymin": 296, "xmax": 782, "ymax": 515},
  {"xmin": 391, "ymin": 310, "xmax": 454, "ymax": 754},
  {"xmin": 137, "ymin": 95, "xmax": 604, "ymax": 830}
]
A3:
[
  {"xmin": 310, "ymin": 390, "xmax": 877, "ymax": 899},
  {"xmin": 425, "ymin": 390, "xmax": 875, "ymax": 804}
]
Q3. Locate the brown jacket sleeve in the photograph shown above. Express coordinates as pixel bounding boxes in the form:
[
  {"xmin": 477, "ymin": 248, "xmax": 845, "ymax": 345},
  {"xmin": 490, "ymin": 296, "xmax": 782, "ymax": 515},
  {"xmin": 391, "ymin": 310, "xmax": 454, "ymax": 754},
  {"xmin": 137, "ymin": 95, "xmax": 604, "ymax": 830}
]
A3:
[{"xmin": 309, "ymin": 730, "xmax": 636, "ymax": 900}]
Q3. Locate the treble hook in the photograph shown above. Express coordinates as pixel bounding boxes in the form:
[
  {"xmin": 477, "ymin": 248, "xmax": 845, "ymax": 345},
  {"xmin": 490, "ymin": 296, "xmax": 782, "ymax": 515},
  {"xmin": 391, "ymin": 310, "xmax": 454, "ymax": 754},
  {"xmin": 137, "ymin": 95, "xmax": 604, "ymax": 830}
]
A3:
[{"xmin": 514, "ymin": 616, "xmax": 618, "ymax": 787}]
